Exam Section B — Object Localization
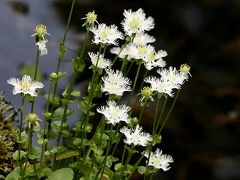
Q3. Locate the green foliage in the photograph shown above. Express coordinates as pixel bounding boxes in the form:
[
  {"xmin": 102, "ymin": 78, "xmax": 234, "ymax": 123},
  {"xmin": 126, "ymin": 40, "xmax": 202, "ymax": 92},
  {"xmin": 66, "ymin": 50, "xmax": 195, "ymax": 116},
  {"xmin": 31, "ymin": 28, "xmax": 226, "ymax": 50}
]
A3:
[
  {"xmin": 47, "ymin": 168, "xmax": 74, "ymax": 180},
  {"xmin": 72, "ymin": 57, "xmax": 85, "ymax": 73}
]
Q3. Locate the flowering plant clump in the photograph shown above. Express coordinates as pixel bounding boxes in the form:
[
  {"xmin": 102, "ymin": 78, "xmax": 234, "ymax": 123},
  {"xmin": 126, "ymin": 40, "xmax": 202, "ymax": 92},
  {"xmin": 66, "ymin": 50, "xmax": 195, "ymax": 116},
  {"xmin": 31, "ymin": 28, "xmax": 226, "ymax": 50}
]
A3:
[{"xmin": 3, "ymin": 4, "xmax": 191, "ymax": 180}]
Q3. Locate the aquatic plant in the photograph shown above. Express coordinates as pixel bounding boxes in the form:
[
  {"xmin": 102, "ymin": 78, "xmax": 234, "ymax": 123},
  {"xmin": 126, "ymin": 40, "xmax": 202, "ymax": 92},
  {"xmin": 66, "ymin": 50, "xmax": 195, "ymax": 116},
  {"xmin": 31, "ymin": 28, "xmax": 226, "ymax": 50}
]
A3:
[{"xmin": 3, "ymin": 1, "xmax": 191, "ymax": 179}]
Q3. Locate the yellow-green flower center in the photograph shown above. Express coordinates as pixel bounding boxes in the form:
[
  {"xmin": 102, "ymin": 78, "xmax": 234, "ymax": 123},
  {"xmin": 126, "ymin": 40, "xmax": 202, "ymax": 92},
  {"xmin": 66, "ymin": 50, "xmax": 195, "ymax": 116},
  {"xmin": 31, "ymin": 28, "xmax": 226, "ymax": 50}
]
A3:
[
  {"xmin": 129, "ymin": 18, "xmax": 141, "ymax": 29},
  {"xmin": 180, "ymin": 64, "xmax": 190, "ymax": 74},
  {"xmin": 20, "ymin": 81, "xmax": 31, "ymax": 90},
  {"xmin": 100, "ymin": 30, "xmax": 109, "ymax": 39},
  {"xmin": 35, "ymin": 24, "xmax": 48, "ymax": 38}
]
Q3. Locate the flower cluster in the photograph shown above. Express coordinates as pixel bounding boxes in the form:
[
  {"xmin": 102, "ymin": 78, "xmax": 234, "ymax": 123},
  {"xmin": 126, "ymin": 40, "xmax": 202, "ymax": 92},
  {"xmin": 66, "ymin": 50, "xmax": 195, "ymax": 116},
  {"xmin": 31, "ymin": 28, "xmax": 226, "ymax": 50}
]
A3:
[
  {"xmin": 145, "ymin": 66, "xmax": 189, "ymax": 97},
  {"xmin": 5, "ymin": 7, "xmax": 192, "ymax": 179}
]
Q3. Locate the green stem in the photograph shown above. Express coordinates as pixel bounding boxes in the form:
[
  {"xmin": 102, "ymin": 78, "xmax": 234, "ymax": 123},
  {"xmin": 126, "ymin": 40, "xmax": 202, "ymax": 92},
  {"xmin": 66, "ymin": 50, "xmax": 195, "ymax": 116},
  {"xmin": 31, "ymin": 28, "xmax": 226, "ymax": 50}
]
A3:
[
  {"xmin": 152, "ymin": 95, "xmax": 162, "ymax": 135},
  {"xmin": 40, "ymin": 80, "xmax": 53, "ymax": 169},
  {"xmin": 111, "ymin": 40, "xmax": 129, "ymax": 66},
  {"xmin": 125, "ymin": 61, "xmax": 134, "ymax": 76},
  {"xmin": 127, "ymin": 62, "xmax": 142, "ymax": 105},
  {"xmin": 154, "ymin": 96, "xmax": 168, "ymax": 134},
  {"xmin": 79, "ymin": 30, "xmax": 89, "ymax": 57},
  {"xmin": 30, "ymin": 49, "xmax": 40, "ymax": 113},
  {"xmin": 138, "ymin": 104, "xmax": 146, "ymax": 123},
  {"xmin": 47, "ymin": 0, "xmax": 76, "ymax": 135},
  {"xmin": 128, "ymin": 148, "xmax": 148, "ymax": 179},
  {"xmin": 120, "ymin": 144, "xmax": 135, "ymax": 178},
  {"xmin": 96, "ymin": 124, "xmax": 113, "ymax": 179},
  {"xmin": 158, "ymin": 89, "xmax": 180, "ymax": 134},
  {"xmin": 52, "ymin": 73, "xmax": 77, "ymax": 169},
  {"xmin": 18, "ymin": 95, "xmax": 25, "ymax": 178}
]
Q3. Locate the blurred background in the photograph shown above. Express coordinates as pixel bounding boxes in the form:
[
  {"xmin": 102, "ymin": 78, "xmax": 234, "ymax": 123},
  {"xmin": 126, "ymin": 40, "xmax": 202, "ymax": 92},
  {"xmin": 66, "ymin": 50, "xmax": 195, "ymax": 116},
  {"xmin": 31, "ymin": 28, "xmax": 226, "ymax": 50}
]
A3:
[{"xmin": 0, "ymin": 0, "xmax": 240, "ymax": 179}]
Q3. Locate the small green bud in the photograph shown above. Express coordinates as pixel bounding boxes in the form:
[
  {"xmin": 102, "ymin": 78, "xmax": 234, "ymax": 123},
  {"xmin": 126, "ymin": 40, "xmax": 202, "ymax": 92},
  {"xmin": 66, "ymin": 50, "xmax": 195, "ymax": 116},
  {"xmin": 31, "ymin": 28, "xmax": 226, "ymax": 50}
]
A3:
[
  {"xmin": 50, "ymin": 72, "xmax": 58, "ymax": 81},
  {"xmin": 44, "ymin": 151, "xmax": 51, "ymax": 156},
  {"xmin": 131, "ymin": 117, "xmax": 139, "ymax": 125},
  {"xmin": 26, "ymin": 113, "xmax": 38, "ymax": 125},
  {"xmin": 83, "ymin": 11, "xmax": 97, "ymax": 29}
]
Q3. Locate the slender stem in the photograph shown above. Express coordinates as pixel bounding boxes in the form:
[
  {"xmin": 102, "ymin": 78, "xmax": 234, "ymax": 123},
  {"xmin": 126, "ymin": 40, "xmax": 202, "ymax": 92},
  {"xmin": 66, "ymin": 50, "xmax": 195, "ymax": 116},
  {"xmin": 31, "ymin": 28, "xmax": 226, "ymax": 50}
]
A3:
[
  {"xmin": 144, "ymin": 146, "xmax": 153, "ymax": 180},
  {"xmin": 30, "ymin": 49, "xmax": 40, "ymax": 112},
  {"xmin": 52, "ymin": 73, "xmax": 77, "ymax": 169},
  {"xmin": 62, "ymin": 0, "xmax": 76, "ymax": 44},
  {"xmin": 40, "ymin": 80, "xmax": 53, "ymax": 168},
  {"xmin": 127, "ymin": 62, "xmax": 142, "ymax": 105},
  {"xmin": 47, "ymin": 0, "xmax": 76, "ymax": 133},
  {"xmin": 18, "ymin": 95, "xmax": 25, "ymax": 178},
  {"xmin": 125, "ymin": 61, "xmax": 134, "ymax": 76},
  {"xmin": 152, "ymin": 95, "xmax": 162, "ymax": 134},
  {"xmin": 120, "ymin": 144, "xmax": 135, "ymax": 178},
  {"xmin": 79, "ymin": 30, "xmax": 89, "ymax": 57},
  {"xmin": 128, "ymin": 148, "xmax": 148, "ymax": 179},
  {"xmin": 158, "ymin": 89, "xmax": 180, "ymax": 134},
  {"xmin": 154, "ymin": 96, "xmax": 168, "ymax": 134},
  {"xmin": 97, "ymin": 124, "xmax": 113, "ymax": 179},
  {"xmin": 138, "ymin": 104, "xmax": 146, "ymax": 123},
  {"xmin": 111, "ymin": 40, "xmax": 129, "ymax": 66}
]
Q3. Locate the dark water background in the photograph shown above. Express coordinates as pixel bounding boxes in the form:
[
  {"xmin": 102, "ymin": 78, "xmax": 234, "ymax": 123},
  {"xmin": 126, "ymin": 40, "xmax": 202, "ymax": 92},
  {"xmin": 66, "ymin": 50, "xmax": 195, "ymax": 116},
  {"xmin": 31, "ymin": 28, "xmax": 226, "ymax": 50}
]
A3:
[{"xmin": 0, "ymin": 0, "xmax": 240, "ymax": 179}]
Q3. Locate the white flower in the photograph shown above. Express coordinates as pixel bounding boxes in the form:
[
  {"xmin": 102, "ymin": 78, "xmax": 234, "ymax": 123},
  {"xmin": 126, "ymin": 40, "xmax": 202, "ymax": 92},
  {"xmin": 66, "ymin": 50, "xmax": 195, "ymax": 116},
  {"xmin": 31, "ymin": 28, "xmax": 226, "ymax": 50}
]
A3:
[
  {"xmin": 122, "ymin": 8, "xmax": 154, "ymax": 36},
  {"xmin": 145, "ymin": 66, "xmax": 188, "ymax": 97},
  {"xmin": 88, "ymin": 52, "xmax": 111, "ymax": 69},
  {"xmin": 110, "ymin": 46, "xmax": 130, "ymax": 60},
  {"xmin": 143, "ymin": 49, "xmax": 167, "ymax": 70},
  {"xmin": 91, "ymin": 23, "xmax": 124, "ymax": 45},
  {"xmin": 35, "ymin": 40, "xmax": 48, "ymax": 56},
  {"xmin": 145, "ymin": 148, "xmax": 173, "ymax": 171},
  {"xmin": 144, "ymin": 76, "xmax": 175, "ymax": 97},
  {"xmin": 101, "ymin": 69, "xmax": 131, "ymax": 96},
  {"xmin": 7, "ymin": 75, "xmax": 44, "ymax": 97},
  {"xmin": 157, "ymin": 66, "xmax": 188, "ymax": 87},
  {"xmin": 133, "ymin": 32, "xmax": 156, "ymax": 46},
  {"xmin": 97, "ymin": 101, "xmax": 131, "ymax": 125},
  {"xmin": 120, "ymin": 124, "xmax": 152, "ymax": 146}
]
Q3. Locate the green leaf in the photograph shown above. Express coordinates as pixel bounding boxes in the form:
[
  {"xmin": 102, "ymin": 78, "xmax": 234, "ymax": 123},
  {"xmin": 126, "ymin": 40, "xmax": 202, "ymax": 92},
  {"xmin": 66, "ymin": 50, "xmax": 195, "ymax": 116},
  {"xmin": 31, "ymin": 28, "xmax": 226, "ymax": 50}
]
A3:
[
  {"xmin": 19, "ymin": 64, "xmax": 42, "ymax": 80},
  {"xmin": 44, "ymin": 93, "xmax": 61, "ymax": 107},
  {"xmin": 5, "ymin": 167, "xmax": 21, "ymax": 180},
  {"xmin": 56, "ymin": 150, "xmax": 79, "ymax": 160},
  {"xmin": 0, "ymin": 175, "xmax": 5, "ymax": 179},
  {"xmin": 13, "ymin": 150, "xmax": 27, "ymax": 161},
  {"xmin": 29, "ymin": 146, "xmax": 41, "ymax": 160},
  {"xmin": 52, "ymin": 107, "xmax": 73, "ymax": 119},
  {"xmin": 47, "ymin": 168, "xmax": 73, "ymax": 180},
  {"xmin": 72, "ymin": 57, "xmax": 85, "ymax": 73},
  {"xmin": 77, "ymin": 100, "xmax": 94, "ymax": 116},
  {"xmin": 114, "ymin": 163, "xmax": 122, "ymax": 171},
  {"xmin": 58, "ymin": 72, "xmax": 67, "ymax": 78},
  {"xmin": 71, "ymin": 90, "xmax": 81, "ymax": 97},
  {"xmin": 51, "ymin": 121, "xmax": 68, "ymax": 132},
  {"xmin": 137, "ymin": 166, "xmax": 146, "ymax": 174},
  {"xmin": 73, "ymin": 138, "xmax": 90, "ymax": 148},
  {"xmin": 48, "ymin": 146, "xmax": 66, "ymax": 154}
]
